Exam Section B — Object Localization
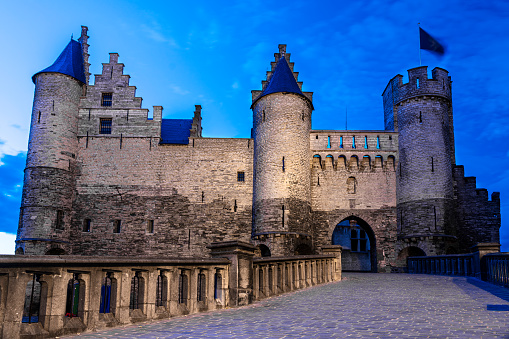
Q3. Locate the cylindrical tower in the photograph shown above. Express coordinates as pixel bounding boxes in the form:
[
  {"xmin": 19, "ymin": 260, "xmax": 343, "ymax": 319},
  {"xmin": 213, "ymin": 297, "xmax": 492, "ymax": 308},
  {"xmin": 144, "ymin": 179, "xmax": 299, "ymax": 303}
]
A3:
[
  {"xmin": 383, "ymin": 66, "xmax": 456, "ymax": 255},
  {"xmin": 251, "ymin": 45, "xmax": 314, "ymax": 256},
  {"xmin": 16, "ymin": 37, "xmax": 86, "ymax": 255}
]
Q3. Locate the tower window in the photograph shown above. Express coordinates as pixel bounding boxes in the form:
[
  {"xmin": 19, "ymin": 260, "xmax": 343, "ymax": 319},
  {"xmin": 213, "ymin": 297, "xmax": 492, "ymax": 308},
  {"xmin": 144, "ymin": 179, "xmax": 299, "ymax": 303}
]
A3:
[
  {"xmin": 83, "ymin": 219, "xmax": 91, "ymax": 232},
  {"xmin": 376, "ymin": 136, "xmax": 380, "ymax": 149},
  {"xmin": 364, "ymin": 136, "xmax": 368, "ymax": 149},
  {"xmin": 237, "ymin": 171, "xmax": 245, "ymax": 182},
  {"xmin": 55, "ymin": 210, "xmax": 64, "ymax": 230},
  {"xmin": 100, "ymin": 118, "xmax": 112, "ymax": 134},
  {"xmin": 416, "ymin": 78, "xmax": 420, "ymax": 89},
  {"xmin": 352, "ymin": 136, "xmax": 356, "ymax": 149},
  {"xmin": 340, "ymin": 136, "xmax": 343, "ymax": 149},
  {"xmin": 147, "ymin": 220, "xmax": 154, "ymax": 233},
  {"xmin": 327, "ymin": 136, "xmax": 331, "ymax": 148},
  {"xmin": 113, "ymin": 220, "xmax": 121, "ymax": 233},
  {"xmin": 101, "ymin": 93, "xmax": 112, "ymax": 107}
]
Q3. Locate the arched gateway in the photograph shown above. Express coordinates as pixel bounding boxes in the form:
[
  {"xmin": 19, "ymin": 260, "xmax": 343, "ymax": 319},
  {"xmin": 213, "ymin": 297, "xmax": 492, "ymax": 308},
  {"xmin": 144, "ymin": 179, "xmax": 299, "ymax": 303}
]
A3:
[{"xmin": 332, "ymin": 216, "xmax": 377, "ymax": 272}]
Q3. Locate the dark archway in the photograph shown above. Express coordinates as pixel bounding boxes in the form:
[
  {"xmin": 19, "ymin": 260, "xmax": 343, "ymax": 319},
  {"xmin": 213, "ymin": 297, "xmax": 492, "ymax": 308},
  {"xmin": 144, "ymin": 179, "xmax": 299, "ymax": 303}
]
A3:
[
  {"xmin": 446, "ymin": 247, "xmax": 458, "ymax": 255},
  {"xmin": 259, "ymin": 245, "xmax": 271, "ymax": 257},
  {"xmin": 397, "ymin": 246, "xmax": 426, "ymax": 267},
  {"xmin": 294, "ymin": 243, "xmax": 312, "ymax": 255},
  {"xmin": 332, "ymin": 216, "xmax": 377, "ymax": 272},
  {"xmin": 46, "ymin": 248, "xmax": 66, "ymax": 255}
]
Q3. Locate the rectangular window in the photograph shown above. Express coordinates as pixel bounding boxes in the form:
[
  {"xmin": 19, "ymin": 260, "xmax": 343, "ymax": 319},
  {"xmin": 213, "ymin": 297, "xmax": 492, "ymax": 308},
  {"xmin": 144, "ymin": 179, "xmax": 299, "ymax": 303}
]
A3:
[
  {"xmin": 237, "ymin": 171, "xmax": 245, "ymax": 182},
  {"xmin": 55, "ymin": 210, "xmax": 64, "ymax": 229},
  {"xmin": 113, "ymin": 220, "xmax": 121, "ymax": 233},
  {"xmin": 101, "ymin": 93, "xmax": 112, "ymax": 107},
  {"xmin": 100, "ymin": 118, "xmax": 112, "ymax": 134},
  {"xmin": 147, "ymin": 220, "xmax": 154, "ymax": 233},
  {"xmin": 83, "ymin": 219, "xmax": 91, "ymax": 232}
]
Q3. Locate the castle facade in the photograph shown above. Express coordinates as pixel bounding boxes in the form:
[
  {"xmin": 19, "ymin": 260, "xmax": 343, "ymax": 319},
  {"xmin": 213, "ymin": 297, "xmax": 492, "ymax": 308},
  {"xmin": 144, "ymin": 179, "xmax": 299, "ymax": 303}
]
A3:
[{"xmin": 15, "ymin": 27, "xmax": 501, "ymax": 272}]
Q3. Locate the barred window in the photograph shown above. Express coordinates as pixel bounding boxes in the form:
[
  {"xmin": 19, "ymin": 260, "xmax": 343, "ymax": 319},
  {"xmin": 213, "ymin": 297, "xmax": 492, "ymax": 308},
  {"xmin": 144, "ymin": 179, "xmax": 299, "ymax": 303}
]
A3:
[
  {"xmin": 237, "ymin": 171, "xmax": 245, "ymax": 182},
  {"xmin": 100, "ymin": 118, "xmax": 112, "ymax": 134},
  {"xmin": 101, "ymin": 93, "xmax": 112, "ymax": 107}
]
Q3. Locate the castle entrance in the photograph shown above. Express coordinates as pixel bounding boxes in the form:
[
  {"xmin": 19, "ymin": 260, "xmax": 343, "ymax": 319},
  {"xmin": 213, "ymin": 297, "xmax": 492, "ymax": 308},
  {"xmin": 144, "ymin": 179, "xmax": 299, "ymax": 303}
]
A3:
[{"xmin": 332, "ymin": 217, "xmax": 377, "ymax": 272}]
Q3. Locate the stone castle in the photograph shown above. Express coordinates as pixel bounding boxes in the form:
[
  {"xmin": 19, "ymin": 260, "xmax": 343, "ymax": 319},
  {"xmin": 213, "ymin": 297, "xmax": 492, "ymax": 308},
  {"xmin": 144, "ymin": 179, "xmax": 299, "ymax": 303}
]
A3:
[{"xmin": 15, "ymin": 26, "xmax": 501, "ymax": 272}]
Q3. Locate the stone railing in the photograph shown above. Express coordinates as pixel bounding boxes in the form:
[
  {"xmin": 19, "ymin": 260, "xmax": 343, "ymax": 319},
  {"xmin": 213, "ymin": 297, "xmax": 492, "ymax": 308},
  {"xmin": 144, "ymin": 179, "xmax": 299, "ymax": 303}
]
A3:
[
  {"xmin": 253, "ymin": 251, "xmax": 341, "ymax": 300},
  {"xmin": 484, "ymin": 253, "xmax": 509, "ymax": 288},
  {"xmin": 407, "ymin": 243, "xmax": 506, "ymax": 284},
  {"xmin": 407, "ymin": 254, "xmax": 475, "ymax": 276},
  {"xmin": 0, "ymin": 255, "xmax": 230, "ymax": 339},
  {"xmin": 0, "ymin": 242, "xmax": 342, "ymax": 338}
]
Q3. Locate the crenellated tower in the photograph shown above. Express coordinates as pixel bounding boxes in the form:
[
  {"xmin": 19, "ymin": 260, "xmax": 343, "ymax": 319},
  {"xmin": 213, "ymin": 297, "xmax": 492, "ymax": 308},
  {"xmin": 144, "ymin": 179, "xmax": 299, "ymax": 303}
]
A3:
[
  {"xmin": 383, "ymin": 66, "xmax": 456, "ymax": 254},
  {"xmin": 251, "ymin": 45, "xmax": 314, "ymax": 256},
  {"xmin": 15, "ymin": 29, "xmax": 88, "ymax": 255}
]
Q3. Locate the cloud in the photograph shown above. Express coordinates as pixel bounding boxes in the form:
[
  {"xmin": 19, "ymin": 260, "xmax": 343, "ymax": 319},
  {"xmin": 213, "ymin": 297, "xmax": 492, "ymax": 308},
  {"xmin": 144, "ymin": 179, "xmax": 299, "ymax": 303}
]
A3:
[
  {"xmin": 169, "ymin": 84, "xmax": 190, "ymax": 96},
  {"xmin": 0, "ymin": 232, "xmax": 15, "ymax": 255}
]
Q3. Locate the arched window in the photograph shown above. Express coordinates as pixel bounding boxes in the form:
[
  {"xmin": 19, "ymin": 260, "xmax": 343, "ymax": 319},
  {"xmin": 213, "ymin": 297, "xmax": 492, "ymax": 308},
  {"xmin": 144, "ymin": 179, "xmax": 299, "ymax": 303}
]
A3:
[
  {"xmin": 156, "ymin": 273, "xmax": 168, "ymax": 307},
  {"xmin": 214, "ymin": 271, "xmax": 223, "ymax": 301},
  {"xmin": 259, "ymin": 244, "xmax": 271, "ymax": 257},
  {"xmin": 197, "ymin": 271, "xmax": 206, "ymax": 302},
  {"xmin": 22, "ymin": 274, "xmax": 41, "ymax": 323},
  {"xmin": 312, "ymin": 154, "xmax": 322, "ymax": 169},
  {"xmin": 129, "ymin": 272, "xmax": 144, "ymax": 310},
  {"xmin": 337, "ymin": 155, "xmax": 346, "ymax": 169},
  {"xmin": 178, "ymin": 270, "xmax": 188, "ymax": 305},
  {"xmin": 100, "ymin": 273, "xmax": 114, "ymax": 314},
  {"xmin": 347, "ymin": 177, "xmax": 357, "ymax": 194},
  {"xmin": 349, "ymin": 155, "xmax": 359, "ymax": 169},
  {"xmin": 65, "ymin": 274, "xmax": 84, "ymax": 318}
]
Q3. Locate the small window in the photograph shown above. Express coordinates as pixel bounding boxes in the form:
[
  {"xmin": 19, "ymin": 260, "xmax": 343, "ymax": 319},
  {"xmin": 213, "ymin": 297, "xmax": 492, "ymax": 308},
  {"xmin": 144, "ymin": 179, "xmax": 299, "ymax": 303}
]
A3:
[
  {"xmin": 237, "ymin": 171, "xmax": 245, "ymax": 182},
  {"xmin": 101, "ymin": 93, "xmax": 112, "ymax": 107},
  {"xmin": 147, "ymin": 220, "xmax": 154, "ymax": 233},
  {"xmin": 113, "ymin": 220, "xmax": 121, "ymax": 233},
  {"xmin": 83, "ymin": 219, "xmax": 91, "ymax": 232},
  {"xmin": 56, "ymin": 210, "xmax": 64, "ymax": 229},
  {"xmin": 100, "ymin": 118, "xmax": 112, "ymax": 134},
  {"xmin": 352, "ymin": 136, "xmax": 356, "ymax": 149}
]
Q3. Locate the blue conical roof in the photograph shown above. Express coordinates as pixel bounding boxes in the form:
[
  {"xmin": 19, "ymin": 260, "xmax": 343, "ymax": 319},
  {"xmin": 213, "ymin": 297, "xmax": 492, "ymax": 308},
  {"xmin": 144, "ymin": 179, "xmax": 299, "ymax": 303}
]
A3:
[
  {"xmin": 32, "ymin": 39, "xmax": 86, "ymax": 84},
  {"xmin": 253, "ymin": 56, "xmax": 309, "ymax": 107}
]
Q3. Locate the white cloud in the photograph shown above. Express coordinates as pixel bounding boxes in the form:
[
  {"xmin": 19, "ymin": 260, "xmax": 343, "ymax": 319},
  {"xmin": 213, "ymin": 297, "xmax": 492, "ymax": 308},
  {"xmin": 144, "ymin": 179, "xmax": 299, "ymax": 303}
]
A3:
[{"xmin": 0, "ymin": 232, "xmax": 15, "ymax": 255}]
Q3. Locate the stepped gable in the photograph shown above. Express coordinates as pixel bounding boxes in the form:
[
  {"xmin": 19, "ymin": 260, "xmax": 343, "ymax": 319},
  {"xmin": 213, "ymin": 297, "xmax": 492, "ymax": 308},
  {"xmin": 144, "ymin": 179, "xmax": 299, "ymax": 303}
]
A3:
[
  {"xmin": 32, "ymin": 39, "xmax": 86, "ymax": 84},
  {"xmin": 160, "ymin": 119, "xmax": 193, "ymax": 144}
]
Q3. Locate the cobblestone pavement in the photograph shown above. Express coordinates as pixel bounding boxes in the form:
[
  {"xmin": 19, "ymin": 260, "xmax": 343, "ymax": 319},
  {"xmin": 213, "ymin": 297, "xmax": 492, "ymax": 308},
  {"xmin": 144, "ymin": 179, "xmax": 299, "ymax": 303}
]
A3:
[{"xmin": 64, "ymin": 273, "xmax": 509, "ymax": 338}]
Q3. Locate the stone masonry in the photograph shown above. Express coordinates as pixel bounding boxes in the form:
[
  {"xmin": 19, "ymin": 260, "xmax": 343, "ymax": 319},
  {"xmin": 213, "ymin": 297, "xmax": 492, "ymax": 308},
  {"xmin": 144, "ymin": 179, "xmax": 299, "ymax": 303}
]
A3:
[{"xmin": 15, "ymin": 26, "xmax": 501, "ymax": 272}]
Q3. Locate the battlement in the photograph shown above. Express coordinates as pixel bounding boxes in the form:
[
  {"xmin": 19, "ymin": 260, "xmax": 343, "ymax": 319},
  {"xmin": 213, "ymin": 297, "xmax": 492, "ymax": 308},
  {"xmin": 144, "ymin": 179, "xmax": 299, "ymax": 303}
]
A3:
[{"xmin": 383, "ymin": 66, "xmax": 452, "ymax": 106}]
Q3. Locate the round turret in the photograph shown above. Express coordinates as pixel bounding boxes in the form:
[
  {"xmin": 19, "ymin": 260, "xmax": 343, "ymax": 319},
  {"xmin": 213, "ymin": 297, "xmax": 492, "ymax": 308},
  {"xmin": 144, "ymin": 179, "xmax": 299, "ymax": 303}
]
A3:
[
  {"xmin": 16, "ymin": 38, "xmax": 86, "ymax": 255},
  {"xmin": 251, "ymin": 48, "xmax": 314, "ymax": 256},
  {"xmin": 383, "ymin": 66, "xmax": 456, "ymax": 255}
]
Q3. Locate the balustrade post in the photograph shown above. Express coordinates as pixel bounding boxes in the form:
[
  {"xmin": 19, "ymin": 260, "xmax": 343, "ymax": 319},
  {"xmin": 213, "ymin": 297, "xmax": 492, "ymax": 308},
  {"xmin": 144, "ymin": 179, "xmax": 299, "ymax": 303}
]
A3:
[
  {"xmin": 471, "ymin": 243, "xmax": 501, "ymax": 280},
  {"xmin": 208, "ymin": 241, "xmax": 256, "ymax": 307}
]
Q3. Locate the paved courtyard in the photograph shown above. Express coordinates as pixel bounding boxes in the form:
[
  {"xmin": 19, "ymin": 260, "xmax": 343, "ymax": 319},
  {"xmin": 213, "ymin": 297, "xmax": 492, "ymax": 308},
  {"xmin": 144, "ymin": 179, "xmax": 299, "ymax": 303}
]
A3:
[{"xmin": 64, "ymin": 273, "xmax": 509, "ymax": 338}]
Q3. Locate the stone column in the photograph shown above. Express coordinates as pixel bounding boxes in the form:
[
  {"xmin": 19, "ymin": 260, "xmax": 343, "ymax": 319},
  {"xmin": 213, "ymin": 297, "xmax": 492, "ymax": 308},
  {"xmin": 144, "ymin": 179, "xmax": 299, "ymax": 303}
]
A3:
[
  {"xmin": 322, "ymin": 245, "xmax": 343, "ymax": 281},
  {"xmin": 208, "ymin": 241, "xmax": 256, "ymax": 306},
  {"xmin": 471, "ymin": 243, "xmax": 501, "ymax": 280}
]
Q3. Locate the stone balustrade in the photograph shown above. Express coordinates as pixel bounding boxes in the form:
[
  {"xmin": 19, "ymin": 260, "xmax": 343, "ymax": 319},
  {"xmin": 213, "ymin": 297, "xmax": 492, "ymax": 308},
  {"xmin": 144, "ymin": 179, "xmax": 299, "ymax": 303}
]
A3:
[
  {"xmin": 407, "ymin": 254, "xmax": 476, "ymax": 276},
  {"xmin": 485, "ymin": 253, "xmax": 509, "ymax": 288},
  {"xmin": 253, "ymin": 253, "xmax": 341, "ymax": 300},
  {"xmin": 0, "ymin": 242, "xmax": 342, "ymax": 338}
]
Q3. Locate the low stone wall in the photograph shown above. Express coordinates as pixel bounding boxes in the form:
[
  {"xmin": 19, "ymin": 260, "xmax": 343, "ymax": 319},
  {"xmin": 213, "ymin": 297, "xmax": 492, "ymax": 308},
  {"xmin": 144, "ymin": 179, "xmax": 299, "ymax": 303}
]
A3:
[
  {"xmin": 253, "ymin": 253, "xmax": 341, "ymax": 300},
  {"xmin": 407, "ymin": 253, "xmax": 476, "ymax": 276},
  {"xmin": 0, "ymin": 242, "xmax": 342, "ymax": 338},
  {"xmin": 0, "ymin": 256, "xmax": 230, "ymax": 339}
]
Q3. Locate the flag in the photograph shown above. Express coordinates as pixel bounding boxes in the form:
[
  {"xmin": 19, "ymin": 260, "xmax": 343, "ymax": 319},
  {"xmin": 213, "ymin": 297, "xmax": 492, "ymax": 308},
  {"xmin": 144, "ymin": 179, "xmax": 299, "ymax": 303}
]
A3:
[{"xmin": 419, "ymin": 27, "xmax": 445, "ymax": 55}]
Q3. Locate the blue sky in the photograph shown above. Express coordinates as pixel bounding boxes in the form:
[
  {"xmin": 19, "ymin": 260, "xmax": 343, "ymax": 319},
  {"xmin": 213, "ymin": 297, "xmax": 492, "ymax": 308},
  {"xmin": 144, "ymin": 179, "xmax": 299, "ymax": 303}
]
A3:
[{"xmin": 0, "ymin": 0, "xmax": 507, "ymax": 253}]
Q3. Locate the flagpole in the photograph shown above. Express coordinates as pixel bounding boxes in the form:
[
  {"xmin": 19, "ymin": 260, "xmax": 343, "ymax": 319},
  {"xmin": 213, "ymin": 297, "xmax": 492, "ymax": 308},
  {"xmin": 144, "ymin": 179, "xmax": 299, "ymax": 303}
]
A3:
[
  {"xmin": 345, "ymin": 107, "xmax": 348, "ymax": 130},
  {"xmin": 418, "ymin": 23, "xmax": 422, "ymax": 66}
]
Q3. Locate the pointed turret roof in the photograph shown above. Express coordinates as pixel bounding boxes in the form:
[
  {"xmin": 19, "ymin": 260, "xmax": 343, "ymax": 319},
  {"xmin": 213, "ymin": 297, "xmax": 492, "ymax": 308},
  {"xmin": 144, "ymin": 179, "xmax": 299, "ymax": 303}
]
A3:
[
  {"xmin": 32, "ymin": 39, "xmax": 86, "ymax": 84},
  {"xmin": 252, "ymin": 56, "xmax": 310, "ymax": 107}
]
